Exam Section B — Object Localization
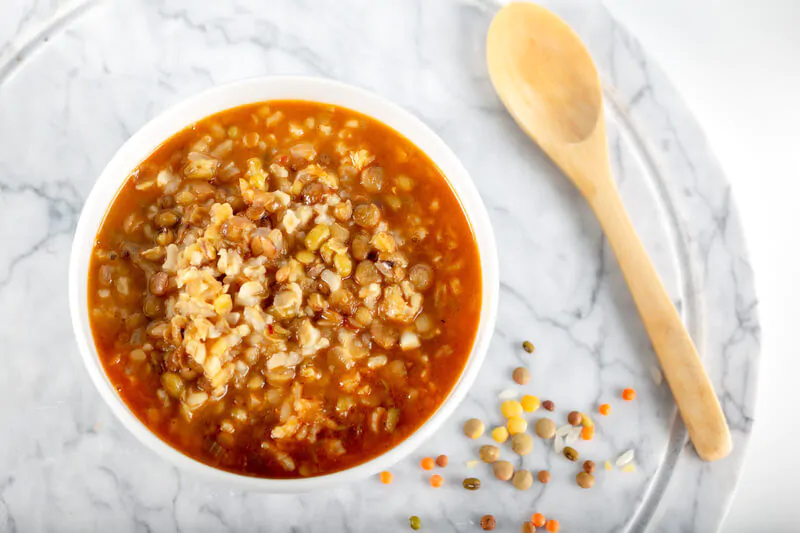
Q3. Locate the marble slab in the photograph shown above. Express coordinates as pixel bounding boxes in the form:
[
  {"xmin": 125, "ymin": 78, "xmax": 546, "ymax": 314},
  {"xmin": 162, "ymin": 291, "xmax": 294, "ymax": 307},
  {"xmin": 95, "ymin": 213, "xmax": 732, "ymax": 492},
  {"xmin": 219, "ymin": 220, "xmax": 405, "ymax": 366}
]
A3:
[{"xmin": 0, "ymin": 0, "xmax": 759, "ymax": 531}]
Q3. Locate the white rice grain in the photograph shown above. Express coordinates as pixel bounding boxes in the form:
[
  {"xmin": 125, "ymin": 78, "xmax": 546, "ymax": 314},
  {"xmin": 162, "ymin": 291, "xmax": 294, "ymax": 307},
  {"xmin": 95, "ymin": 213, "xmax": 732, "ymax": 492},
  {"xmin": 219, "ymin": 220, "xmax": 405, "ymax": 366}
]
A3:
[
  {"xmin": 565, "ymin": 426, "xmax": 583, "ymax": 445},
  {"xmin": 498, "ymin": 389, "xmax": 519, "ymax": 400},
  {"xmin": 616, "ymin": 449, "xmax": 635, "ymax": 467},
  {"xmin": 555, "ymin": 424, "xmax": 573, "ymax": 438},
  {"xmin": 554, "ymin": 434, "xmax": 565, "ymax": 454}
]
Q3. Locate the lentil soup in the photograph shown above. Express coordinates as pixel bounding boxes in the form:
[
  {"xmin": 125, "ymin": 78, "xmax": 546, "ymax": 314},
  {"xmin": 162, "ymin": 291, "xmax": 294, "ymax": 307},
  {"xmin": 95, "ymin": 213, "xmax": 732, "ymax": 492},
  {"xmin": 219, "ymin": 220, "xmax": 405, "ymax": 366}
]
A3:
[{"xmin": 88, "ymin": 101, "xmax": 482, "ymax": 478}]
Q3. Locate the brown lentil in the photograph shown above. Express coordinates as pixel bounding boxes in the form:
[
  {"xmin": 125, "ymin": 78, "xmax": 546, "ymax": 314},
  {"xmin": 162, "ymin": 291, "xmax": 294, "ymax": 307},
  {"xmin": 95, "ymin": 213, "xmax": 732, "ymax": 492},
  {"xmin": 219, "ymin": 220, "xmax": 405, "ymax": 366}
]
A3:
[
  {"xmin": 576, "ymin": 471, "xmax": 595, "ymax": 489},
  {"xmin": 563, "ymin": 446, "xmax": 579, "ymax": 462},
  {"xmin": 542, "ymin": 400, "xmax": 555, "ymax": 411},
  {"xmin": 479, "ymin": 445, "xmax": 501, "ymax": 463},
  {"xmin": 512, "ymin": 366, "xmax": 530, "ymax": 385},
  {"xmin": 463, "ymin": 477, "xmax": 481, "ymax": 491},
  {"xmin": 567, "ymin": 411, "xmax": 582, "ymax": 426},
  {"xmin": 510, "ymin": 433, "xmax": 534, "ymax": 456},
  {"xmin": 534, "ymin": 417, "xmax": 557, "ymax": 439},
  {"xmin": 512, "ymin": 470, "xmax": 533, "ymax": 491},
  {"xmin": 522, "ymin": 340, "xmax": 534, "ymax": 353},
  {"xmin": 435, "ymin": 454, "xmax": 449, "ymax": 468},
  {"xmin": 583, "ymin": 460, "xmax": 596, "ymax": 474},
  {"xmin": 493, "ymin": 461, "xmax": 514, "ymax": 481},
  {"xmin": 480, "ymin": 515, "xmax": 497, "ymax": 531},
  {"xmin": 537, "ymin": 470, "xmax": 551, "ymax": 484},
  {"xmin": 522, "ymin": 522, "xmax": 536, "ymax": 533},
  {"xmin": 464, "ymin": 418, "xmax": 485, "ymax": 439}
]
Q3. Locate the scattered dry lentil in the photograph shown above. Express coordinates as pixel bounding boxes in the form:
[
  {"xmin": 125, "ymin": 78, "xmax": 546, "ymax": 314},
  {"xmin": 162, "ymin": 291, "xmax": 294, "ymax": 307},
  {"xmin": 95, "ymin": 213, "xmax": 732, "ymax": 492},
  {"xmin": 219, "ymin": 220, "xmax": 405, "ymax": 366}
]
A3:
[
  {"xmin": 567, "ymin": 411, "xmax": 582, "ymax": 426},
  {"xmin": 563, "ymin": 446, "xmax": 579, "ymax": 462},
  {"xmin": 479, "ymin": 445, "xmax": 501, "ymax": 463},
  {"xmin": 463, "ymin": 477, "xmax": 482, "ymax": 490},
  {"xmin": 421, "ymin": 457, "xmax": 435, "ymax": 470},
  {"xmin": 521, "ymin": 395, "xmax": 540, "ymax": 412},
  {"xmin": 493, "ymin": 461, "xmax": 514, "ymax": 481},
  {"xmin": 531, "ymin": 513, "xmax": 546, "ymax": 528},
  {"xmin": 480, "ymin": 515, "xmax": 497, "ymax": 531},
  {"xmin": 621, "ymin": 463, "xmax": 636, "ymax": 473},
  {"xmin": 511, "ymin": 433, "xmax": 534, "ymax": 455},
  {"xmin": 583, "ymin": 460, "xmax": 596, "ymax": 474},
  {"xmin": 409, "ymin": 516, "xmax": 422, "ymax": 530},
  {"xmin": 599, "ymin": 403, "xmax": 611, "ymax": 416},
  {"xmin": 622, "ymin": 388, "xmax": 637, "ymax": 401},
  {"xmin": 501, "ymin": 400, "xmax": 523, "ymax": 418},
  {"xmin": 521, "ymin": 522, "xmax": 536, "ymax": 533},
  {"xmin": 379, "ymin": 471, "xmax": 393, "ymax": 484},
  {"xmin": 545, "ymin": 519, "xmax": 560, "ymax": 532},
  {"xmin": 464, "ymin": 418, "xmax": 485, "ymax": 439},
  {"xmin": 581, "ymin": 426, "xmax": 595, "ymax": 440},
  {"xmin": 492, "ymin": 426, "xmax": 510, "ymax": 443},
  {"xmin": 542, "ymin": 400, "xmax": 555, "ymax": 411},
  {"xmin": 604, "ymin": 460, "xmax": 612, "ymax": 471},
  {"xmin": 512, "ymin": 470, "xmax": 533, "ymax": 491},
  {"xmin": 436, "ymin": 455, "xmax": 449, "ymax": 468},
  {"xmin": 537, "ymin": 470, "xmax": 551, "ymax": 484},
  {"xmin": 522, "ymin": 341, "xmax": 534, "ymax": 353},
  {"xmin": 430, "ymin": 474, "xmax": 443, "ymax": 488},
  {"xmin": 581, "ymin": 413, "xmax": 595, "ymax": 427},
  {"xmin": 576, "ymin": 471, "xmax": 595, "ymax": 489},
  {"xmin": 507, "ymin": 416, "xmax": 528, "ymax": 435},
  {"xmin": 535, "ymin": 418, "xmax": 557, "ymax": 439},
  {"xmin": 512, "ymin": 367, "xmax": 531, "ymax": 385}
]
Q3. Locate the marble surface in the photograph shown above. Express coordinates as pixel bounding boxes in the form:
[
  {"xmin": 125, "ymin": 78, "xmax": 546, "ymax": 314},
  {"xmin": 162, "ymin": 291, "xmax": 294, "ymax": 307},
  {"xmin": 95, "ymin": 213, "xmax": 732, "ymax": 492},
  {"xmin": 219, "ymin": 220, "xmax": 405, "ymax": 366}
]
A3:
[{"xmin": 0, "ymin": 0, "xmax": 759, "ymax": 531}]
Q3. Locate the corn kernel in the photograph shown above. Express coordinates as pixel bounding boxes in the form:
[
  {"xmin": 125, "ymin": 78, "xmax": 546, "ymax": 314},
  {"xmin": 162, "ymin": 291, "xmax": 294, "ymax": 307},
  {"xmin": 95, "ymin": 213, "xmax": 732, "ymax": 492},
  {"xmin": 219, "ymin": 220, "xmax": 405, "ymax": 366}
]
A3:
[
  {"xmin": 491, "ymin": 426, "xmax": 509, "ymax": 443},
  {"xmin": 334, "ymin": 253, "xmax": 353, "ymax": 277},
  {"xmin": 501, "ymin": 400, "xmax": 523, "ymax": 418},
  {"xmin": 507, "ymin": 416, "xmax": 527, "ymax": 435},
  {"xmin": 521, "ymin": 395, "xmax": 540, "ymax": 413},
  {"xmin": 305, "ymin": 224, "xmax": 331, "ymax": 251},
  {"xmin": 296, "ymin": 250, "xmax": 316, "ymax": 264}
]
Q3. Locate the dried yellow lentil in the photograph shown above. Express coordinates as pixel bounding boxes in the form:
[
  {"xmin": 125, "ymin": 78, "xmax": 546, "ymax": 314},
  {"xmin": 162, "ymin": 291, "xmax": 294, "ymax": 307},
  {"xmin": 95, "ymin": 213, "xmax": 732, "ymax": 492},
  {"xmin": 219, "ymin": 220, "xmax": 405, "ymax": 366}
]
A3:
[
  {"xmin": 581, "ymin": 412, "xmax": 595, "ymax": 428},
  {"xmin": 492, "ymin": 426, "xmax": 510, "ymax": 443},
  {"xmin": 521, "ymin": 395, "xmax": 540, "ymax": 413},
  {"xmin": 501, "ymin": 400, "xmax": 523, "ymax": 419},
  {"xmin": 621, "ymin": 463, "xmax": 636, "ymax": 473},
  {"xmin": 604, "ymin": 460, "xmax": 612, "ymax": 471},
  {"xmin": 507, "ymin": 416, "xmax": 528, "ymax": 435}
]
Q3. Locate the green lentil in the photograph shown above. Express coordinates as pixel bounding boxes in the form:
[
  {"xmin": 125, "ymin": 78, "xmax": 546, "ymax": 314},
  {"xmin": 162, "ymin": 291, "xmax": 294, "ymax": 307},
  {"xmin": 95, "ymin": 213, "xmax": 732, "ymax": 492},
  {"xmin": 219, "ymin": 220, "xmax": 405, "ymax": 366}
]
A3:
[
  {"xmin": 563, "ymin": 446, "xmax": 579, "ymax": 462},
  {"xmin": 522, "ymin": 340, "xmax": 535, "ymax": 353},
  {"xmin": 462, "ymin": 477, "xmax": 481, "ymax": 490},
  {"xmin": 409, "ymin": 516, "xmax": 422, "ymax": 530}
]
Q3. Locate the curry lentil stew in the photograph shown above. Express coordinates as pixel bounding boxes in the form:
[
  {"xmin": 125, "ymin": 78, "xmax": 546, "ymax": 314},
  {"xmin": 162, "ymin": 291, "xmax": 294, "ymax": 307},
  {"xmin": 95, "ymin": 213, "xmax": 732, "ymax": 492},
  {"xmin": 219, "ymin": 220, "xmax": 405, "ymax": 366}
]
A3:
[{"xmin": 88, "ymin": 101, "xmax": 481, "ymax": 478}]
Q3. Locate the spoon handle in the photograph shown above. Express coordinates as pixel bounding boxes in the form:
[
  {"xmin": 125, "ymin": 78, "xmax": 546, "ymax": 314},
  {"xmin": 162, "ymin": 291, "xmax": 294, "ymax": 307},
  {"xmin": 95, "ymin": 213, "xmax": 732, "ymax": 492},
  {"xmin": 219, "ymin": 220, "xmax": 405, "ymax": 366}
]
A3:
[{"xmin": 589, "ymin": 184, "xmax": 731, "ymax": 462}]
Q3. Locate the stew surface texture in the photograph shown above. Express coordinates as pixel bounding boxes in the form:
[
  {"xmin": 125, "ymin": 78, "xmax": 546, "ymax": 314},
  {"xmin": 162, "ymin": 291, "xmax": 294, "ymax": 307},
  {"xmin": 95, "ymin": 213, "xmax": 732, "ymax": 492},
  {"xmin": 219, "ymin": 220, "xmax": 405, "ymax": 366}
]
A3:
[{"xmin": 88, "ymin": 101, "xmax": 481, "ymax": 478}]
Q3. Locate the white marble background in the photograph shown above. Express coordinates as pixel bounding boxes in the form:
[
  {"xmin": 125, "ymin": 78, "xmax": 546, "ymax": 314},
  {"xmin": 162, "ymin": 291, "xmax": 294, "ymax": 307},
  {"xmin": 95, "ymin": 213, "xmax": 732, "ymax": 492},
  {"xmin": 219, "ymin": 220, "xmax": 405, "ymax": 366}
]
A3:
[{"xmin": 0, "ymin": 1, "xmax": 759, "ymax": 532}]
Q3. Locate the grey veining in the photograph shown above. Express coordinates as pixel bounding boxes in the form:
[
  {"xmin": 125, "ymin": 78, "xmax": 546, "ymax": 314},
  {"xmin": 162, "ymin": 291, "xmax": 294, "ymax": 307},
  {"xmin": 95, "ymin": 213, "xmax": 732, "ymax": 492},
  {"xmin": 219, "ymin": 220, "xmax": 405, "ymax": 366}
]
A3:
[{"xmin": 0, "ymin": 0, "xmax": 759, "ymax": 532}]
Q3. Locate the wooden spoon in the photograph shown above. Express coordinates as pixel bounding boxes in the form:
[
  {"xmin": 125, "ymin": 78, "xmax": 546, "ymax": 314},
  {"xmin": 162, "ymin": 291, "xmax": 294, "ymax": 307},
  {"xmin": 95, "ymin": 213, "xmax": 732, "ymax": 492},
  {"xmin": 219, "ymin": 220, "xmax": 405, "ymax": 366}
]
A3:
[{"xmin": 487, "ymin": 2, "xmax": 731, "ymax": 461}]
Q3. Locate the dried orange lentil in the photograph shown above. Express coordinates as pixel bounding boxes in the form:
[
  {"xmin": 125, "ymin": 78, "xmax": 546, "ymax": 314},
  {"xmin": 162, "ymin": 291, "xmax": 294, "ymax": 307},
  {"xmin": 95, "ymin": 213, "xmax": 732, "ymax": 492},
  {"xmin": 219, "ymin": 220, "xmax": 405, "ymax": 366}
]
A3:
[
  {"xmin": 435, "ymin": 454, "xmax": 449, "ymax": 467},
  {"xmin": 430, "ymin": 474, "xmax": 444, "ymax": 487},
  {"xmin": 421, "ymin": 457, "xmax": 435, "ymax": 470},
  {"xmin": 379, "ymin": 471, "xmax": 393, "ymax": 484},
  {"xmin": 546, "ymin": 519, "xmax": 560, "ymax": 532},
  {"xmin": 599, "ymin": 403, "xmax": 611, "ymax": 416},
  {"xmin": 622, "ymin": 388, "xmax": 636, "ymax": 401},
  {"xmin": 531, "ymin": 514, "xmax": 546, "ymax": 528},
  {"xmin": 581, "ymin": 425, "xmax": 595, "ymax": 440}
]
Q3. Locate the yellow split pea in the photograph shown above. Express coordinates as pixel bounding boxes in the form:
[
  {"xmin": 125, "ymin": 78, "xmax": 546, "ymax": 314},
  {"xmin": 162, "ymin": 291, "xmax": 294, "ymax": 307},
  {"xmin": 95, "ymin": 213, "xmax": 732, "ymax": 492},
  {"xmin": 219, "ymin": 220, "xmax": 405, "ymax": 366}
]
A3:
[
  {"xmin": 507, "ymin": 416, "xmax": 527, "ymax": 435},
  {"xmin": 501, "ymin": 400, "xmax": 523, "ymax": 418}
]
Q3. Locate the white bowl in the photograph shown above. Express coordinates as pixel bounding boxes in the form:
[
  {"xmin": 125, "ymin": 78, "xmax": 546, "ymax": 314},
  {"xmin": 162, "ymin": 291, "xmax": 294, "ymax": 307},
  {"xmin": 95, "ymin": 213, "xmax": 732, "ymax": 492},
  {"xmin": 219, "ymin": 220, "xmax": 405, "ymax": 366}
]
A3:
[{"xmin": 69, "ymin": 76, "xmax": 499, "ymax": 492}]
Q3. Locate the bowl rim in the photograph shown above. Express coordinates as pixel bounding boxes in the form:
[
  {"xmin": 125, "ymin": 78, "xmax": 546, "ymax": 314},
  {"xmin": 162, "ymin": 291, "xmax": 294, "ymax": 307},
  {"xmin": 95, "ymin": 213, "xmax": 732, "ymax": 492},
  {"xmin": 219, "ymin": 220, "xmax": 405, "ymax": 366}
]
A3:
[{"xmin": 68, "ymin": 75, "xmax": 499, "ymax": 492}]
